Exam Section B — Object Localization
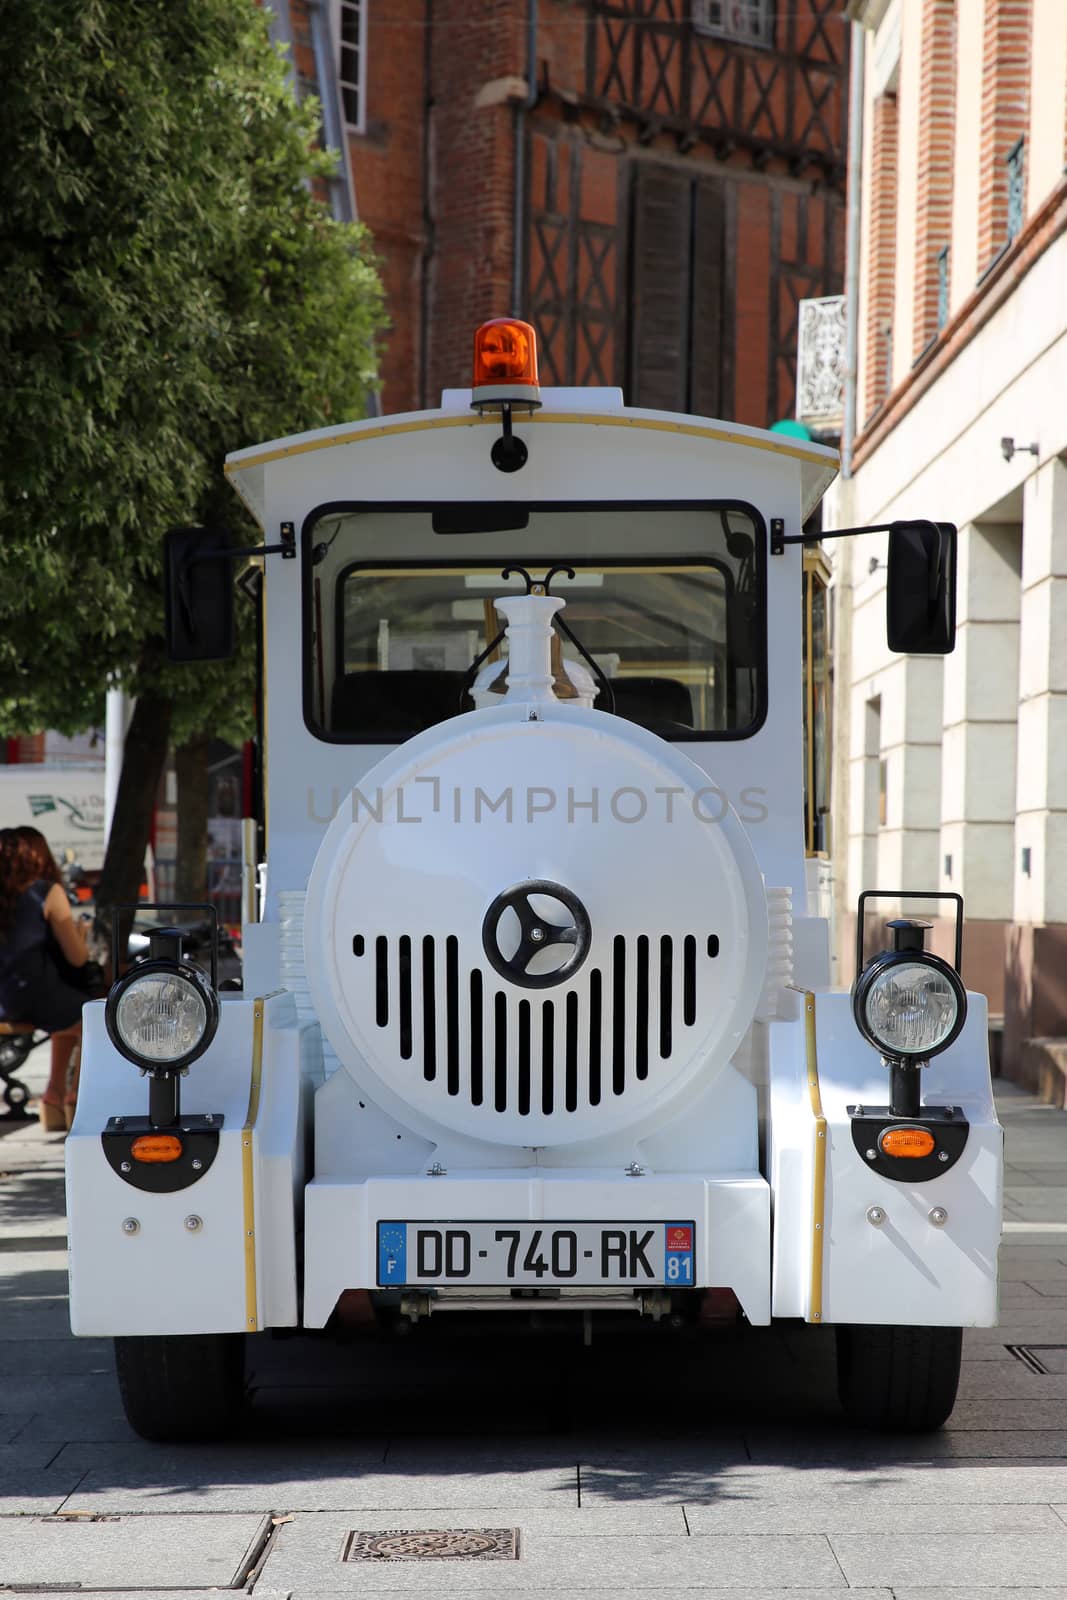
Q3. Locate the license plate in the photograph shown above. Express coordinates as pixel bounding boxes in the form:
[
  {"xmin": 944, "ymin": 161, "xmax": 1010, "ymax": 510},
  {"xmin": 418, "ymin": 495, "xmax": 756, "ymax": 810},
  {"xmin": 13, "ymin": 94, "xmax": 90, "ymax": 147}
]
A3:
[{"xmin": 376, "ymin": 1221, "xmax": 695, "ymax": 1287}]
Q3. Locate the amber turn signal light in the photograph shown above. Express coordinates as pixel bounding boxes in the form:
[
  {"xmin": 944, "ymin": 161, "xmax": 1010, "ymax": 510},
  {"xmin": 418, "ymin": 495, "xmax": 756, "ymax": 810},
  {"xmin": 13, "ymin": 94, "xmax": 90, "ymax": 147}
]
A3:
[
  {"xmin": 879, "ymin": 1126, "xmax": 936, "ymax": 1159},
  {"xmin": 131, "ymin": 1133, "xmax": 183, "ymax": 1164}
]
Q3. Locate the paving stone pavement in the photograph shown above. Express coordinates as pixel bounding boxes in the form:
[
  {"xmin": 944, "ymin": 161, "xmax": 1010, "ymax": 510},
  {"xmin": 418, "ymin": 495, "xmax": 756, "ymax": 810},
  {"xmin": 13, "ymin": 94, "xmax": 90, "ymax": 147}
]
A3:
[{"xmin": 1, "ymin": 1050, "xmax": 1066, "ymax": 1597}]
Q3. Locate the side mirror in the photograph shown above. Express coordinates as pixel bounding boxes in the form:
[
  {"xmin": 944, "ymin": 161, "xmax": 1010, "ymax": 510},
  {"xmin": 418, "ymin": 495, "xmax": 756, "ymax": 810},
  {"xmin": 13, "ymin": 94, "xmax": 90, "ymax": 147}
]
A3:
[
  {"xmin": 886, "ymin": 520, "xmax": 957, "ymax": 654},
  {"xmin": 163, "ymin": 527, "xmax": 235, "ymax": 661}
]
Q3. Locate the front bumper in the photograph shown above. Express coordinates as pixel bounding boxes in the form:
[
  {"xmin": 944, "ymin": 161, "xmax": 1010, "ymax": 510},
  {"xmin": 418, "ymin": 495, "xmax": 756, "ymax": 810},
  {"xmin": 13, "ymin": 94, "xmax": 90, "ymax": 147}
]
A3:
[{"xmin": 303, "ymin": 1171, "xmax": 771, "ymax": 1327}]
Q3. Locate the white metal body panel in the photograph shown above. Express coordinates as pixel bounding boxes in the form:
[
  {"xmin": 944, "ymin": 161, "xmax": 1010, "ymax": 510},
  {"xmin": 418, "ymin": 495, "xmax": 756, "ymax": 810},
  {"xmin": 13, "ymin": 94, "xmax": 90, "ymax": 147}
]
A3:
[
  {"xmin": 304, "ymin": 702, "xmax": 768, "ymax": 1153},
  {"xmin": 66, "ymin": 994, "xmax": 310, "ymax": 1336},
  {"xmin": 303, "ymin": 1171, "xmax": 771, "ymax": 1328},
  {"xmin": 770, "ymin": 989, "xmax": 1001, "ymax": 1326},
  {"xmin": 239, "ymin": 406, "xmax": 829, "ymax": 923},
  {"xmin": 310, "ymin": 1046, "xmax": 762, "ymax": 1177},
  {"xmin": 818, "ymin": 989, "xmax": 1001, "ymax": 1327}
]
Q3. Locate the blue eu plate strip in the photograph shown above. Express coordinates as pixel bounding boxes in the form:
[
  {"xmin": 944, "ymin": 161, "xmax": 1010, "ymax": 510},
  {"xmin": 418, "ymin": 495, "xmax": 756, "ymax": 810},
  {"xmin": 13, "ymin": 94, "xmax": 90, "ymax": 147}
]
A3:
[{"xmin": 377, "ymin": 1222, "xmax": 407, "ymax": 1287}]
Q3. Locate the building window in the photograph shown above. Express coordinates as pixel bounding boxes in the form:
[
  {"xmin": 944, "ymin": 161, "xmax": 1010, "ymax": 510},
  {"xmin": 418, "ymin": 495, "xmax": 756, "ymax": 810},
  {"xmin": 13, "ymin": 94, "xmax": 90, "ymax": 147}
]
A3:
[
  {"xmin": 1006, "ymin": 137, "xmax": 1025, "ymax": 242},
  {"xmin": 627, "ymin": 165, "xmax": 730, "ymax": 417},
  {"xmin": 337, "ymin": 0, "xmax": 367, "ymax": 133},
  {"xmin": 936, "ymin": 245, "xmax": 950, "ymax": 332},
  {"xmin": 692, "ymin": 0, "xmax": 774, "ymax": 50}
]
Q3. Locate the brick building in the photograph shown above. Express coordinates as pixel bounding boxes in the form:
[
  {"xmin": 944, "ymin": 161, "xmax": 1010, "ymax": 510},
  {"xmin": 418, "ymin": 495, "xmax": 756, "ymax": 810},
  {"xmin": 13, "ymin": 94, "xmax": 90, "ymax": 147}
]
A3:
[{"xmin": 281, "ymin": 1, "xmax": 849, "ymax": 423}]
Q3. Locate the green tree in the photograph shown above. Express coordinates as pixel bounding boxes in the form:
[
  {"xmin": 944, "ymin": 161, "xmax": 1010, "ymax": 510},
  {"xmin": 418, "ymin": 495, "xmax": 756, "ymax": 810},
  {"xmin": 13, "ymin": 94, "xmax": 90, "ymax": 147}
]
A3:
[{"xmin": 0, "ymin": 0, "xmax": 384, "ymax": 912}]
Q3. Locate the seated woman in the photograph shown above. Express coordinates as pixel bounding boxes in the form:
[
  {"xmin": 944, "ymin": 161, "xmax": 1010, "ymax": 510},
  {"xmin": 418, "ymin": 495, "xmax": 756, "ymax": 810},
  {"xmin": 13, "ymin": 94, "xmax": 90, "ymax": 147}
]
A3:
[{"xmin": 0, "ymin": 828, "xmax": 91, "ymax": 1131}]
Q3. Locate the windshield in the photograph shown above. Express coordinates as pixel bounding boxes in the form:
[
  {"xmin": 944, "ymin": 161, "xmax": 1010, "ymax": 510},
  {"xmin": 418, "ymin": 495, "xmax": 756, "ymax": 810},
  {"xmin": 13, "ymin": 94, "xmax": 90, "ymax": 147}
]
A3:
[{"xmin": 304, "ymin": 503, "xmax": 765, "ymax": 742}]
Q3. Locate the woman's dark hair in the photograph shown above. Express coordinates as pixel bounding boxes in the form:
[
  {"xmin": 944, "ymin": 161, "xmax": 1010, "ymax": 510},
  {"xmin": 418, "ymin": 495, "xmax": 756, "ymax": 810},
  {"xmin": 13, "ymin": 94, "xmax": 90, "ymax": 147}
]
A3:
[{"xmin": 0, "ymin": 826, "xmax": 62, "ymax": 935}]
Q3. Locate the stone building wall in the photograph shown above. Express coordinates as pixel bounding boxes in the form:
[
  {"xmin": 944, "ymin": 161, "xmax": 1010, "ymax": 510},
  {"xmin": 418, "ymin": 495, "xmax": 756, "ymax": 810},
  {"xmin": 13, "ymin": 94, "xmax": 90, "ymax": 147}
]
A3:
[{"xmin": 831, "ymin": 0, "xmax": 1067, "ymax": 1086}]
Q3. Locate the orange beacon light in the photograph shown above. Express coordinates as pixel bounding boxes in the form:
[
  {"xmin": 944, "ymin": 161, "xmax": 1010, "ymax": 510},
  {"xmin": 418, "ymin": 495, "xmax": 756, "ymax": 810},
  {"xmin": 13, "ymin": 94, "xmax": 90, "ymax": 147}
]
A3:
[{"xmin": 471, "ymin": 318, "xmax": 542, "ymax": 413}]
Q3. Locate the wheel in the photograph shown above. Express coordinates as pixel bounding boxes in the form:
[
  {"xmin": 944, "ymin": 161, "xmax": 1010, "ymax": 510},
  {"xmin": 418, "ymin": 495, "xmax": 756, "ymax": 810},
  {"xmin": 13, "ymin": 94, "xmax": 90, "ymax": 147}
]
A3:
[
  {"xmin": 836, "ymin": 1323, "xmax": 962, "ymax": 1432},
  {"xmin": 114, "ymin": 1333, "xmax": 245, "ymax": 1441}
]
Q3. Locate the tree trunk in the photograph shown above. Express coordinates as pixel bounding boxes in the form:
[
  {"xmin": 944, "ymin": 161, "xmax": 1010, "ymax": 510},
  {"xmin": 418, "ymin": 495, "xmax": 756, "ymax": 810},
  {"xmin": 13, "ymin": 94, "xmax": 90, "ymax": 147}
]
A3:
[
  {"xmin": 175, "ymin": 735, "xmax": 211, "ymax": 904},
  {"xmin": 96, "ymin": 693, "xmax": 173, "ymax": 951}
]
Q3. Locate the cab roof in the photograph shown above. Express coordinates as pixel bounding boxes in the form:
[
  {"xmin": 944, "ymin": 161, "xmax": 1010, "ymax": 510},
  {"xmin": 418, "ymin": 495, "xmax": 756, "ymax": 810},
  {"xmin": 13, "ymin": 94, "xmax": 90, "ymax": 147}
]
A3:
[{"xmin": 225, "ymin": 387, "xmax": 839, "ymax": 529}]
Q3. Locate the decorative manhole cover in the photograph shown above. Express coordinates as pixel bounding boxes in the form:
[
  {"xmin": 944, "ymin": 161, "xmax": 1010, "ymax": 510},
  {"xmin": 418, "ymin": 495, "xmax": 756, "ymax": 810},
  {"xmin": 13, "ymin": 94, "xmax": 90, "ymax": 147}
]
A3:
[{"xmin": 343, "ymin": 1528, "xmax": 519, "ymax": 1562}]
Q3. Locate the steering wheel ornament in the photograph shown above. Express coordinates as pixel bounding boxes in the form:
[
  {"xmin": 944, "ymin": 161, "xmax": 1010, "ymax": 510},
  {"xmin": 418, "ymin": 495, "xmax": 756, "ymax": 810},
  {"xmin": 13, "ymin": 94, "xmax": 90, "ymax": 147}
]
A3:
[{"xmin": 481, "ymin": 880, "xmax": 592, "ymax": 990}]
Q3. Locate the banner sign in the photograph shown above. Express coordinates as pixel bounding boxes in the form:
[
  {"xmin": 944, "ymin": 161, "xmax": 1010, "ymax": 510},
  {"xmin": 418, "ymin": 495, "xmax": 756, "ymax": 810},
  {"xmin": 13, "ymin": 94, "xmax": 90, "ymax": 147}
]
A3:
[{"xmin": 0, "ymin": 766, "xmax": 107, "ymax": 869}]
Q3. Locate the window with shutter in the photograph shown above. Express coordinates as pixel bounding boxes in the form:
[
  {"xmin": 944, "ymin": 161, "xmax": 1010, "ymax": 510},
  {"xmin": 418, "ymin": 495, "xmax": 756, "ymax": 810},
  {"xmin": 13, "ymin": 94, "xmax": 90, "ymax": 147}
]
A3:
[
  {"xmin": 690, "ymin": 179, "xmax": 727, "ymax": 418},
  {"xmin": 628, "ymin": 165, "xmax": 729, "ymax": 417},
  {"xmin": 629, "ymin": 169, "xmax": 691, "ymax": 413}
]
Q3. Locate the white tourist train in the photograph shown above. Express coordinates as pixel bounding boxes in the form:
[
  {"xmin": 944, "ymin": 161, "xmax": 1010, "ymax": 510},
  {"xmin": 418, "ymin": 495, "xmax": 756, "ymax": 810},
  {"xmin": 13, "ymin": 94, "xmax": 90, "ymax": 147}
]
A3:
[{"xmin": 65, "ymin": 321, "xmax": 1002, "ymax": 1440}]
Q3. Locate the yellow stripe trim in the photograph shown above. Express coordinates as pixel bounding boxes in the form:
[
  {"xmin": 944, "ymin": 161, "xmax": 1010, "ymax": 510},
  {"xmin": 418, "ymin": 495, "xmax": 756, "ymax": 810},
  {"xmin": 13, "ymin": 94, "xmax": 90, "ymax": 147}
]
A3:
[
  {"xmin": 241, "ymin": 997, "xmax": 267, "ymax": 1332},
  {"xmin": 802, "ymin": 990, "xmax": 827, "ymax": 1324},
  {"xmin": 224, "ymin": 410, "xmax": 835, "ymax": 476}
]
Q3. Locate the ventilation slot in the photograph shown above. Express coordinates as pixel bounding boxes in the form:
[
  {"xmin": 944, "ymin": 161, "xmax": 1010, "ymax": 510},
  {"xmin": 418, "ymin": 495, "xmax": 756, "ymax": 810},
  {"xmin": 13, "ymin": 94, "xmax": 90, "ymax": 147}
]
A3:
[
  {"xmin": 635, "ymin": 935, "xmax": 650, "ymax": 1081},
  {"xmin": 422, "ymin": 935, "xmax": 436, "ymax": 1081},
  {"xmin": 659, "ymin": 935, "xmax": 673, "ymax": 1059},
  {"xmin": 470, "ymin": 970, "xmax": 484, "ymax": 1106},
  {"xmin": 588, "ymin": 969, "xmax": 602, "ymax": 1106},
  {"xmin": 683, "ymin": 934, "xmax": 697, "ymax": 1026},
  {"xmin": 375, "ymin": 936, "xmax": 389, "ymax": 1028},
  {"xmin": 517, "ymin": 999, "xmax": 531, "ymax": 1116},
  {"xmin": 494, "ymin": 991, "xmax": 508, "ymax": 1112},
  {"xmin": 565, "ymin": 991, "xmax": 579, "ymax": 1112},
  {"xmin": 445, "ymin": 935, "xmax": 460, "ymax": 1096},
  {"xmin": 356, "ymin": 930, "xmax": 719, "ymax": 1118},
  {"xmin": 542, "ymin": 1001, "xmax": 554, "ymax": 1115},
  {"xmin": 612, "ymin": 936, "xmax": 626, "ymax": 1096},
  {"xmin": 398, "ymin": 935, "xmax": 413, "ymax": 1060}
]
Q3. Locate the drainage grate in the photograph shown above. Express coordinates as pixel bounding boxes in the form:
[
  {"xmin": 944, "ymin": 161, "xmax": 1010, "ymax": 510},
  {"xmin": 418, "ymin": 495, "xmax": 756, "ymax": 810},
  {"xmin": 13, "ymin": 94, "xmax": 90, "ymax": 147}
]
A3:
[
  {"xmin": 1007, "ymin": 1344, "xmax": 1067, "ymax": 1375},
  {"xmin": 343, "ymin": 1528, "xmax": 519, "ymax": 1562}
]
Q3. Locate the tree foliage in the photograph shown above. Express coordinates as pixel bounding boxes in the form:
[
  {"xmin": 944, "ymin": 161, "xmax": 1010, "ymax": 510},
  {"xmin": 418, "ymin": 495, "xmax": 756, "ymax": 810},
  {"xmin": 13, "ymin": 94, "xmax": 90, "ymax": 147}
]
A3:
[{"xmin": 0, "ymin": 0, "xmax": 384, "ymax": 750}]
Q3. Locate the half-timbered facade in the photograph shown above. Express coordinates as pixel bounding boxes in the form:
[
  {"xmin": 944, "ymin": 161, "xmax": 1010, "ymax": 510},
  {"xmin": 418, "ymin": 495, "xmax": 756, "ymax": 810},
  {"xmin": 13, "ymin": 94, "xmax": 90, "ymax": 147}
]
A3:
[
  {"xmin": 527, "ymin": 0, "xmax": 847, "ymax": 425},
  {"xmin": 279, "ymin": 1, "xmax": 848, "ymax": 426}
]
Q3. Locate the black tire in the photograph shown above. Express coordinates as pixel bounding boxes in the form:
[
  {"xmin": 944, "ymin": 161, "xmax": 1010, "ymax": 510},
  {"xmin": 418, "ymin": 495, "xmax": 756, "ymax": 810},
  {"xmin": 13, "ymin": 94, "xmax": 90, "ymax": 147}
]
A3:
[
  {"xmin": 836, "ymin": 1323, "xmax": 962, "ymax": 1432},
  {"xmin": 114, "ymin": 1333, "xmax": 245, "ymax": 1442}
]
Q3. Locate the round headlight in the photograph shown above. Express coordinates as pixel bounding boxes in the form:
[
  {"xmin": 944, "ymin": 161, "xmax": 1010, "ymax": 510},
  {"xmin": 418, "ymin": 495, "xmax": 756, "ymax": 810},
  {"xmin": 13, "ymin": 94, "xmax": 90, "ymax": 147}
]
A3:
[
  {"xmin": 105, "ymin": 961, "xmax": 219, "ymax": 1072},
  {"xmin": 853, "ymin": 951, "xmax": 966, "ymax": 1060}
]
